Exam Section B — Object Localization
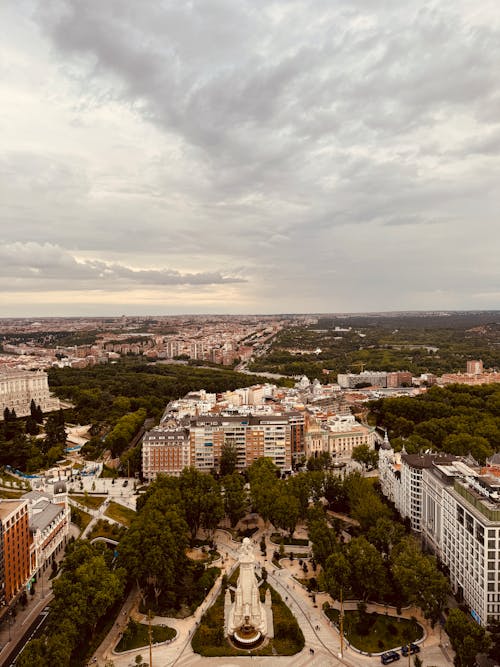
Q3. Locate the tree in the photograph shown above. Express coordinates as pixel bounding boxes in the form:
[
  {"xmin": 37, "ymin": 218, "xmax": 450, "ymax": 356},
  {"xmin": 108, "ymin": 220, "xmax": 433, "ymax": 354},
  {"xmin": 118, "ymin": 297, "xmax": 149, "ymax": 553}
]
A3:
[
  {"xmin": 119, "ymin": 506, "xmax": 189, "ymax": 606},
  {"xmin": 287, "ymin": 473, "xmax": 312, "ymax": 517},
  {"xmin": 308, "ymin": 514, "xmax": 338, "ymax": 566},
  {"xmin": 44, "ymin": 411, "xmax": 66, "ymax": 448},
  {"xmin": 219, "ymin": 440, "xmax": 238, "ymax": 477},
  {"xmin": 272, "ymin": 493, "xmax": 300, "ymax": 538},
  {"xmin": 351, "ymin": 444, "xmax": 379, "ymax": 470},
  {"xmin": 445, "ymin": 608, "xmax": 490, "ymax": 667},
  {"xmin": 366, "ymin": 517, "xmax": 405, "ymax": 557},
  {"xmin": 222, "ymin": 473, "xmax": 247, "ymax": 527},
  {"xmin": 52, "ymin": 547, "xmax": 125, "ymax": 636},
  {"xmin": 307, "ymin": 451, "xmax": 331, "ymax": 471},
  {"xmin": 178, "ymin": 467, "xmax": 223, "ymax": 540},
  {"xmin": 392, "ymin": 537, "xmax": 449, "ymax": 625},
  {"xmin": 248, "ymin": 458, "xmax": 280, "ymax": 524},
  {"xmin": 25, "ymin": 415, "xmax": 39, "ymax": 436},
  {"xmin": 322, "ymin": 550, "xmax": 351, "ymax": 601},
  {"xmin": 347, "ymin": 536, "xmax": 388, "ymax": 601}
]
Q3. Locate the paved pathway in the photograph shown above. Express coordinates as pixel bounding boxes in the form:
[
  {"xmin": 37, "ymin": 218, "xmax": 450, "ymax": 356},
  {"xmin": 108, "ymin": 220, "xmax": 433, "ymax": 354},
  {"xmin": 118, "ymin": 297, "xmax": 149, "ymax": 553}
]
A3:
[{"xmin": 92, "ymin": 527, "xmax": 455, "ymax": 667}]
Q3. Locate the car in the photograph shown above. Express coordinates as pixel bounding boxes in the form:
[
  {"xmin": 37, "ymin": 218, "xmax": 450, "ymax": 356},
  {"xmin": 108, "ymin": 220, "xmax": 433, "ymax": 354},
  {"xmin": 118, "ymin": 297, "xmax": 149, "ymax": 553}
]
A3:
[
  {"xmin": 122, "ymin": 480, "xmax": 128, "ymax": 487},
  {"xmin": 381, "ymin": 651, "xmax": 401, "ymax": 664},
  {"xmin": 401, "ymin": 644, "xmax": 420, "ymax": 656}
]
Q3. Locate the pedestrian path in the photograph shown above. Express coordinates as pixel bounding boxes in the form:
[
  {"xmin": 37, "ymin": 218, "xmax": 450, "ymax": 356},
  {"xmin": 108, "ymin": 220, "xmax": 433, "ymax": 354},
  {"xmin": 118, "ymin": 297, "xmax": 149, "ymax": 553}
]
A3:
[{"xmin": 92, "ymin": 526, "xmax": 454, "ymax": 667}]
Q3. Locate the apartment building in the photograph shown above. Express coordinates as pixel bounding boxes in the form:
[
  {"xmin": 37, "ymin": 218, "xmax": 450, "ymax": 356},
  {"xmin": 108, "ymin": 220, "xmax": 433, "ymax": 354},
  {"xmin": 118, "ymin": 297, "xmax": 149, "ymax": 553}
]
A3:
[
  {"xmin": 379, "ymin": 443, "xmax": 500, "ymax": 626},
  {"xmin": 0, "ymin": 369, "xmax": 60, "ymax": 418},
  {"xmin": 142, "ymin": 427, "xmax": 191, "ymax": 480},
  {"xmin": 0, "ymin": 500, "xmax": 31, "ymax": 605},
  {"xmin": 143, "ymin": 411, "xmax": 300, "ymax": 476}
]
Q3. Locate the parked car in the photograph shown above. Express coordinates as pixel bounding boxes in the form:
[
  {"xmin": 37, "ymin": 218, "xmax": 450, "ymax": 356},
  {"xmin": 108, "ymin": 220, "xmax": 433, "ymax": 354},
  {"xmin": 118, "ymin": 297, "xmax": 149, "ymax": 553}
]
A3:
[
  {"xmin": 122, "ymin": 480, "xmax": 128, "ymax": 487},
  {"xmin": 401, "ymin": 644, "xmax": 420, "ymax": 656},
  {"xmin": 381, "ymin": 651, "xmax": 401, "ymax": 664}
]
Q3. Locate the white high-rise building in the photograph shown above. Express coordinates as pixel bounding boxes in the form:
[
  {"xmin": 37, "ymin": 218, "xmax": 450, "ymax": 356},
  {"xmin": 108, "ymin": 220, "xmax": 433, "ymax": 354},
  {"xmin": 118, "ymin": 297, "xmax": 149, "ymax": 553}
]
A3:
[{"xmin": 379, "ymin": 442, "xmax": 500, "ymax": 626}]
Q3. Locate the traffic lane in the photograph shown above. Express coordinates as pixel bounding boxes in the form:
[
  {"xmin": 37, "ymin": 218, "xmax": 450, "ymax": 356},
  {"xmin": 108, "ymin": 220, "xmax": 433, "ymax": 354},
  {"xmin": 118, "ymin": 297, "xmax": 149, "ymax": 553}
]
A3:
[{"xmin": 1, "ymin": 606, "xmax": 50, "ymax": 667}]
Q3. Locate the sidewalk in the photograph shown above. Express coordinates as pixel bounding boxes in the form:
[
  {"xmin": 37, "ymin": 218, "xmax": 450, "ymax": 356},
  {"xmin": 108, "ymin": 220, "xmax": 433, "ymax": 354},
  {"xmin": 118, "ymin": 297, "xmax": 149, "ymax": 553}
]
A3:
[
  {"xmin": 0, "ymin": 524, "xmax": 79, "ymax": 664},
  {"xmin": 0, "ymin": 563, "xmax": 54, "ymax": 663}
]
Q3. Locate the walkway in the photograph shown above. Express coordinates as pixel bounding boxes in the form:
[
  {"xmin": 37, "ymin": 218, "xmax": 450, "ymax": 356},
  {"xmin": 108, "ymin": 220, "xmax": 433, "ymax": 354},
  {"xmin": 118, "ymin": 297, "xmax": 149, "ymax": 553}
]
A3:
[{"xmin": 92, "ymin": 527, "xmax": 455, "ymax": 667}]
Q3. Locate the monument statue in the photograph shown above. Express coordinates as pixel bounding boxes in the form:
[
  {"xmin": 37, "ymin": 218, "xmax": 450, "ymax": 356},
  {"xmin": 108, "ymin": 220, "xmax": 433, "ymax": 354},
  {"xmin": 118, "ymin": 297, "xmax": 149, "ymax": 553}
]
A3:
[{"xmin": 225, "ymin": 537, "xmax": 272, "ymax": 646}]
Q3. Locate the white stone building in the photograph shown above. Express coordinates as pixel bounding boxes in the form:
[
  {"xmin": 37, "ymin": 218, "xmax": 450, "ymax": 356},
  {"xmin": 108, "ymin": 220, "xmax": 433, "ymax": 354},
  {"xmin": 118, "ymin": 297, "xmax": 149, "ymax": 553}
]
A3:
[
  {"xmin": 23, "ymin": 483, "xmax": 70, "ymax": 579},
  {"xmin": 0, "ymin": 369, "xmax": 60, "ymax": 418}
]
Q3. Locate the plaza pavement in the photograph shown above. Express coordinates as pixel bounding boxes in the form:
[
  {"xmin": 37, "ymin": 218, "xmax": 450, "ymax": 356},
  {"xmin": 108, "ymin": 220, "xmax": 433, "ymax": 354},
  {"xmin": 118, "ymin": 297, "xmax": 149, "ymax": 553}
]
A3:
[{"xmin": 92, "ymin": 528, "xmax": 455, "ymax": 667}]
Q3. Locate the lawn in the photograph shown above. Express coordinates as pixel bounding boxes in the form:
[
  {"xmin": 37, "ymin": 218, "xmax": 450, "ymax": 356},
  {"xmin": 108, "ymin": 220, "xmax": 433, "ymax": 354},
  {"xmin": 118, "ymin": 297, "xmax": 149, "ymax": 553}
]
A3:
[
  {"xmin": 70, "ymin": 506, "xmax": 93, "ymax": 532},
  {"xmin": 87, "ymin": 518, "xmax": 126, "ymax": 542},
  {"xmin": 115, "ymin": 620, "xmax": 176, "ymax": 652},
  {"xmin": 70, "ymin": 494, "xmax": 106, "ymax": 510},
  {"xmin": 0, "ymin": 488, "xmax": 24, "ymax": 499},
  {"xmin": 323, "ymin": 605, "xmax": 423, "ymax": 654},
  {"xmin": 104, "ymin": 501, "xmax": 136, "ymax": 527}
]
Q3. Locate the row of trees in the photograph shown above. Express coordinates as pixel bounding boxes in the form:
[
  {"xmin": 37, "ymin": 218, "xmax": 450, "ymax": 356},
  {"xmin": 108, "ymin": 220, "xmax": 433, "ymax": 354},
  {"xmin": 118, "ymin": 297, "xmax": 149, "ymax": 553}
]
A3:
[
  {"xmin": 18, "ymin": 541, "xmax": 125, "ymax": 666},
  {"xmin": 119, "ymin": 470, "xmax": 221, "ymax": 613},
  {"xmin": 309, "ymin": 507, "xmax": 449, "ymax": 624}
]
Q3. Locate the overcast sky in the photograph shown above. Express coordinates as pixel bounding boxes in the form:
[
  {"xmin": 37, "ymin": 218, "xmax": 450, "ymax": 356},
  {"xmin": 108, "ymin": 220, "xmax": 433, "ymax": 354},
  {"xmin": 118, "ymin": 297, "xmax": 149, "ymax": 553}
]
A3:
[{"xmin": 1, "ymin": 0, "xmax": 500, "ymax": 316}]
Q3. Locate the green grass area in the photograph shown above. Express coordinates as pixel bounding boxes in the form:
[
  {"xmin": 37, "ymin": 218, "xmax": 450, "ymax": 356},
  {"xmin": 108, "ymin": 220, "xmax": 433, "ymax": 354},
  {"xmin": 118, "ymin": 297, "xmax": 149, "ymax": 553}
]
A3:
[
  {"xmin": 115, "ymin": 619, "xmax": 176, "ymax": 652},
  {"xmin": 70, "ymin": 493, "xmax": 106, "ymax": 510},
  {"xmin": 270, "ymin": 533, "xmax": 309, "ymax": 547},
  {"xmin": 324, "ymin": 605, "xmax": 423, "ymax": 654},
  {"xmin": 0, "ymin": 488, "xmax": 24, "ymax": 499},
  {"xmin": 192, "ymin": 580, "xmax": 304, "ymax": 657},
  {"xmin": 87, "ymin": 518, "xmax": 126, "ymax": 542},
  {"xmin": 70, "ymin": 505, "xmax": 93, "ymax": 532},
  {"xmin": 100, "ymin": 464, "xmax": 118, "ymax": 478},
  {"xmin": 104, "ymin": 501, "xmax": 136, "ymax": 527}
]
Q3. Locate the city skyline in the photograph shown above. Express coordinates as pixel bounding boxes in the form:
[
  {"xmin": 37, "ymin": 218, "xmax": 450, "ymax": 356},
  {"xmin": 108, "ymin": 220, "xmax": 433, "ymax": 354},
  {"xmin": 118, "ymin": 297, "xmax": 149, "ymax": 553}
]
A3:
[{"xmin": 2, "ymin": 1, "xmax": 500, "ymax": 316}]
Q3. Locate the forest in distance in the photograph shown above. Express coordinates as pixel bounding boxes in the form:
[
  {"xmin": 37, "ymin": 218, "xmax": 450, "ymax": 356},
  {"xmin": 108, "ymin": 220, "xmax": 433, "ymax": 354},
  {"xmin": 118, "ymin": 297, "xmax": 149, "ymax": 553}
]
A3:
[{"xmin": 249, "ymin": 312, "xmax": 500, "ymax": 379}]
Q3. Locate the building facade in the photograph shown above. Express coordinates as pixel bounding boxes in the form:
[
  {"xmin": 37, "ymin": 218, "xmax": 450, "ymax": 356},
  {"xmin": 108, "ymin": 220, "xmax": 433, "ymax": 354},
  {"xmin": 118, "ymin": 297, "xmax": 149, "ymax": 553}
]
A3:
[
  {"xmin": 379, "ymin": 444, "xmax": 500, "ymax": 626},
  {"xmin": 23, "ymin": 484, "xmax": 70, "ymax": 577},
  {"xmin": 0, "ymin": 500, "xmax": 31, "ymax": 606},
  {"xmin": 304, "ymin": 415, "xmax": 376, "ymax": 462},
  {"xmin": 142, "ymin": 411, "xmax": 301, "ymax": 478},
  {"xmin": 0, "ymin": 370, "xmax": 60, "ymax": 418}
]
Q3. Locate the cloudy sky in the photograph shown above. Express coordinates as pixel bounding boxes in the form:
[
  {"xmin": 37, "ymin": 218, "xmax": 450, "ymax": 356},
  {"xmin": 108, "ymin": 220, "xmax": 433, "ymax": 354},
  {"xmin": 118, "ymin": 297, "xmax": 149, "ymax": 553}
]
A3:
[{"xmin": 1, "ymin": 0, "xmax": 500, "ymax": 316}]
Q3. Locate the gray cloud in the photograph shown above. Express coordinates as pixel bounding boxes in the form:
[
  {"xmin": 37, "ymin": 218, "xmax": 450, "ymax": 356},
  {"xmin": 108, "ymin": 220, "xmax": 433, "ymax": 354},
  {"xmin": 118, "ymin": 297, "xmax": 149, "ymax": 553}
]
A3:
[
  {"xmin": 0, "ymin": 1, "xmax": 499, "ymax": 313},
  {"xmin": 0, "ymin": 242, "xmax": 244, "ymax": 291}
]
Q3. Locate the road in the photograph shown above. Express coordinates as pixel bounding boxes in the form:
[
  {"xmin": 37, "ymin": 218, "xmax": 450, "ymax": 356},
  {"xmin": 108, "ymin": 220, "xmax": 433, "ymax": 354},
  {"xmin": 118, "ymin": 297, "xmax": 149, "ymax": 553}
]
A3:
[{"xmin": 1, "ymin": 606, "xmax": 51, "ymax": 667}]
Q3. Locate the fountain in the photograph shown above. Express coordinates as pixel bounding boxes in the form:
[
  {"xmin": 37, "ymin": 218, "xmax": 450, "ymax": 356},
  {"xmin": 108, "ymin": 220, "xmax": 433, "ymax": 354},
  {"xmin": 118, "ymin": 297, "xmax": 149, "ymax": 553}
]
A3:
[{"xmin": 224, "ymin": 537, "xmax": 273, "ymax": 647}]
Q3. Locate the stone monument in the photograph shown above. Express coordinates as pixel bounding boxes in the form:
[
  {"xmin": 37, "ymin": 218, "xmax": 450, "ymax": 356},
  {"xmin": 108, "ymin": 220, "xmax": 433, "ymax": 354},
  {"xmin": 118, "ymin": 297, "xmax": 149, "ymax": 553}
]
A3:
[{"xmin": 225, "ymin": 537, "xmax": 273, "ymax": 647}]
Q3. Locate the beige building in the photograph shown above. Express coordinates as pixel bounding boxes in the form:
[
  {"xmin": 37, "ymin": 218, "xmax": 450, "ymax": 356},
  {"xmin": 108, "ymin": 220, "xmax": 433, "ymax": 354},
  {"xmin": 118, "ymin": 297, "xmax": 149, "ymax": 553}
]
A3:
[
  {"xmin": 304, "ymin": 415, "xmax": 376, "ymax": 461},
  {"xmin": 0, "ymin": 369, "xmax": 60, "ymax": 418}
]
